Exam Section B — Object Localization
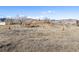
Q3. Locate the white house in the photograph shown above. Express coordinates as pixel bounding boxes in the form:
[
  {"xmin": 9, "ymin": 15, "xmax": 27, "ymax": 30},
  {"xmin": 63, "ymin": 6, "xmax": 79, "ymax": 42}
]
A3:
[{"xmin": 0, "ymin": 22, "xmax": 6, "ymax": 25}]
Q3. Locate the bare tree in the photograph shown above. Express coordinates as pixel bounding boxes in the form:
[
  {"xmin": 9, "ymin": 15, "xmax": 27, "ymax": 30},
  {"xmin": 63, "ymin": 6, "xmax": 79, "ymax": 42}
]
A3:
[
  {"xmin": 5, "ymin": 18, "xmax": 14, "ymax": 25},
  {"xmin": 76, "ymin": 20, "xmax": 79, "ymax": 26}
]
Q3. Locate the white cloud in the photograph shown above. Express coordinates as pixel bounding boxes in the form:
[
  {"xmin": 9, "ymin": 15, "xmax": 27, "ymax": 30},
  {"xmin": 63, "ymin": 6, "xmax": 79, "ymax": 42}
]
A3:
[
  {"xmin": 6, "ymin": 16, "xmax": 12, "ymax": 18},
  {"xmin": 0, "ymin": 16, "xmax": 5, "ymax": 18},
  {"xmin": 27, "ymin": 16, "xmax": 40, "ymax": 19},
  {"xmin": 18, "ymin": 15, "xmax": 25, "ymax": 17},
  {"xmin": 41, "ymin": 10, "xmax": 55, "ymax": 15},
  {"xmin": 48, "ymin": 10, "xmax": 52, "ymax": 13},
  {"xmin": 35, "ymin": 16, "xmax": 39, "ymax": 19},
  {"xmin": 40, "ymin": 16, "xmax": 45, "ymax": 19},
  {"xmin": 40, "ymin": 16, "xmax": 43, "ymax": 18},
  {"xmin": 27, "ymin": 16, "xmax": 32, "ymax": 18}
]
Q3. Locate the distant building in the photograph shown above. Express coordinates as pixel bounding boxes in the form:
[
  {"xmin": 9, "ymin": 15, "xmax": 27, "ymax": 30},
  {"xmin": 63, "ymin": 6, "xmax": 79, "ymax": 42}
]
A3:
[
  {"xmin": 0, "ymin": 18, "xmax": 6, "ymax": 25},
  {"xmin": 0, "ymin": 22, "xmax": 6, "ymax": 25}
]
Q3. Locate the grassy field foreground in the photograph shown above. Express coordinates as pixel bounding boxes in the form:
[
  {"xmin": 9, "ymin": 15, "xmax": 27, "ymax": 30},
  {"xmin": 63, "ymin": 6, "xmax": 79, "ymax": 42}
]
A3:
[{"xmin": 0, "ymin": 25, "xmax": 79, "ymax": 52}]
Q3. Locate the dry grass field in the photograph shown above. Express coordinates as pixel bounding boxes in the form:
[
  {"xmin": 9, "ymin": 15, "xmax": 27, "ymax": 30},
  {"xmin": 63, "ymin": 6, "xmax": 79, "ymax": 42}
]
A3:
[{"xmin": 0, "ymin": 23, "xmax": 79, "ymax": 52}]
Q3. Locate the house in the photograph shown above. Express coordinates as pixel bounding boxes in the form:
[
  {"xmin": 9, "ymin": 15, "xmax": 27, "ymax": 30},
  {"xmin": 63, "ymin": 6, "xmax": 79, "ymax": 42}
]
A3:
[
  {"xmin": 0, "ymin": 18, "xmax": 6, "ymax": 25},
  {"xmin": 0, "ymin": 22, "xmax": 6, "ymax": 25}
]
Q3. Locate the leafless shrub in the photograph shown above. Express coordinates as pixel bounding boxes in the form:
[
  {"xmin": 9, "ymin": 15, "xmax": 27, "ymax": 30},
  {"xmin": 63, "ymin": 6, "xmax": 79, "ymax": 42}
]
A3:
[{"xmin": 76, "ymin": 20, "xmax": 79, "ymax": 26}]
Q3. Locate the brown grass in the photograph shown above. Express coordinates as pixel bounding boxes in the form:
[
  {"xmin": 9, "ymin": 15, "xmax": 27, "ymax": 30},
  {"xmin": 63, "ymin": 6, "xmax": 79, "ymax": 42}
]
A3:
[
  {"xmin": 0, "ymin": 23, "xmax": 79, "ymax": 52},
  {"xmin": 22, "ymin": 20, "xmax": 53, "ymax": 28}
]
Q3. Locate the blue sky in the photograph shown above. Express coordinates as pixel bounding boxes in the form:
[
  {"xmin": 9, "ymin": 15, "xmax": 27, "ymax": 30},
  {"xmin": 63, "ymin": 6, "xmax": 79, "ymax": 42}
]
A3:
[{"xmin": 0, "ymin": 6, "xmax": 79, "ymax": 19}]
